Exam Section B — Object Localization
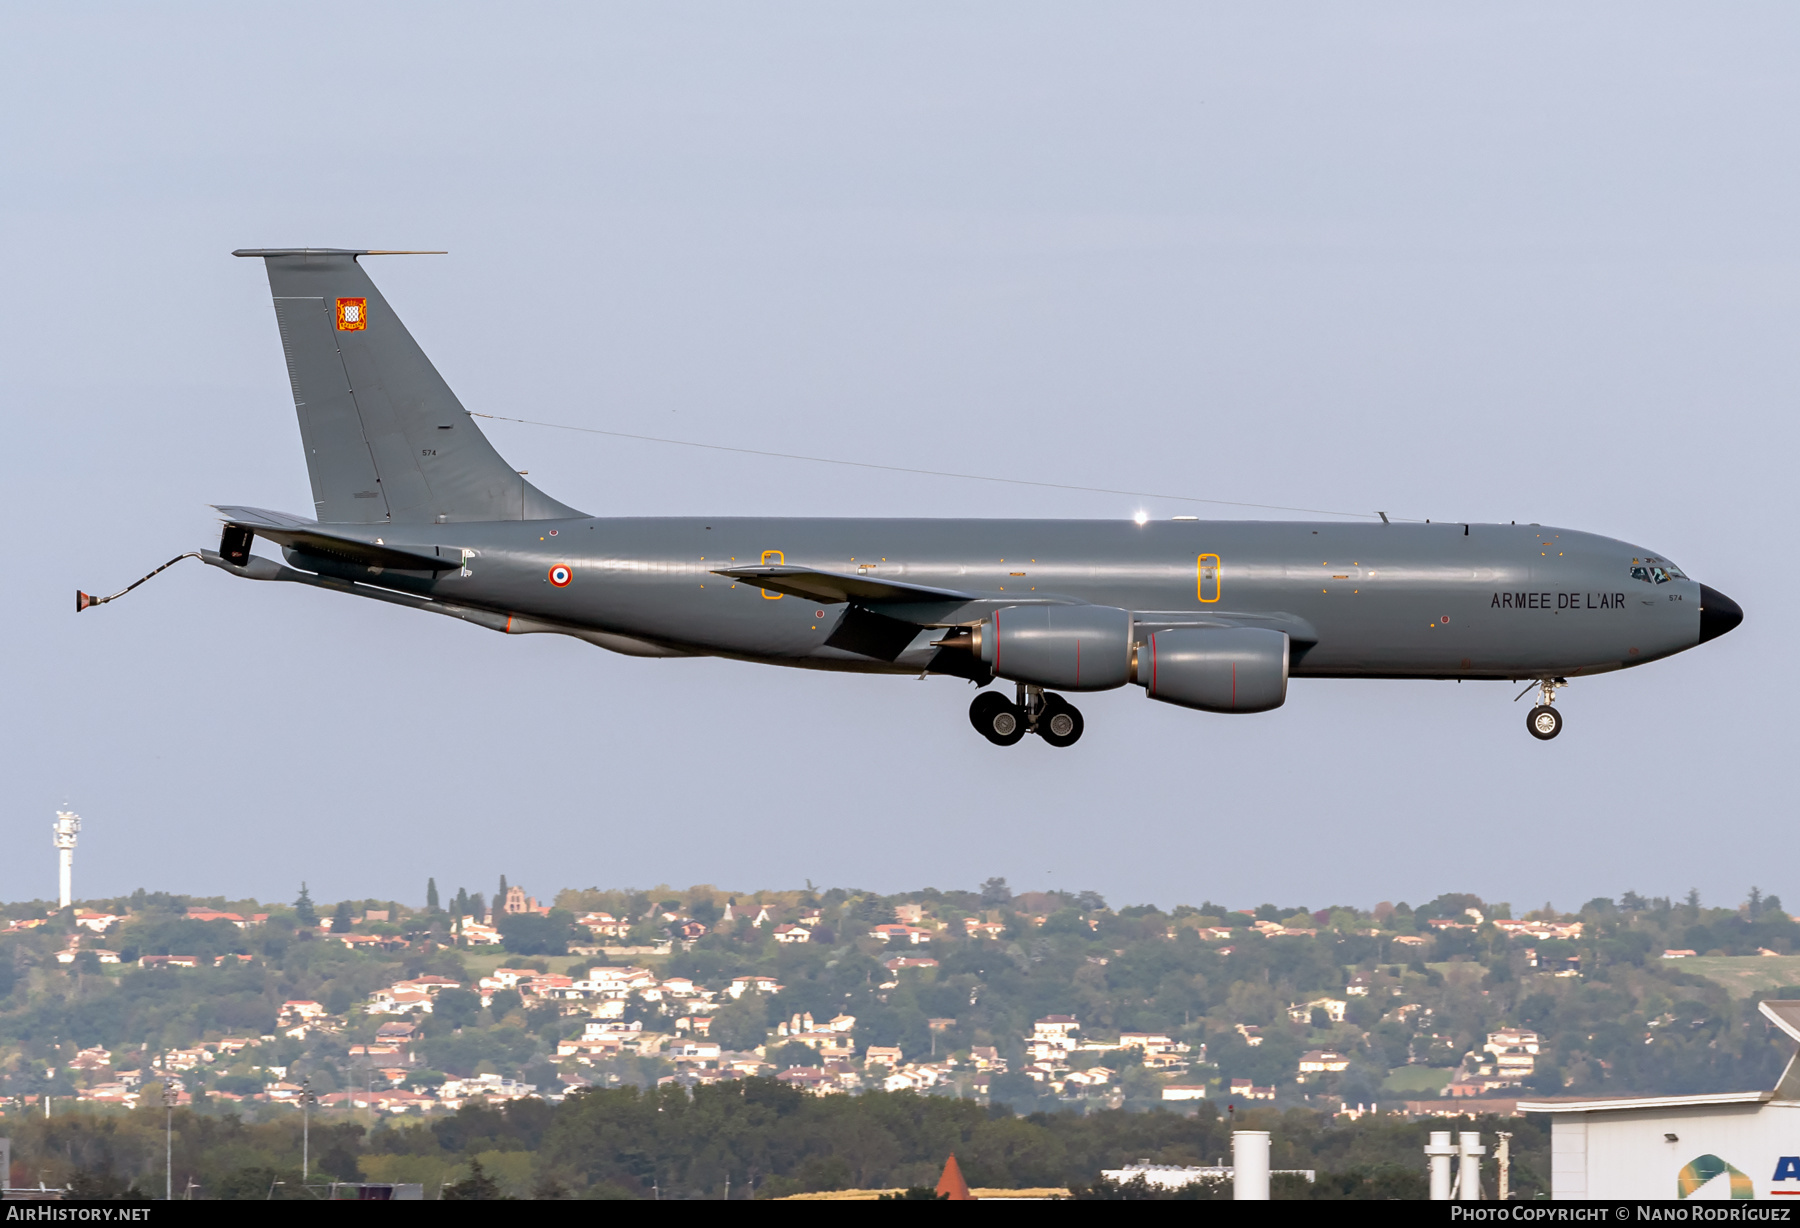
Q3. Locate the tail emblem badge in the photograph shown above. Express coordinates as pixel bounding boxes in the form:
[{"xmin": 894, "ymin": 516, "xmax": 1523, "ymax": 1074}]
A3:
[{"xmin": 335, "ymin": 298, "xmax": 368, "ymax": 331}]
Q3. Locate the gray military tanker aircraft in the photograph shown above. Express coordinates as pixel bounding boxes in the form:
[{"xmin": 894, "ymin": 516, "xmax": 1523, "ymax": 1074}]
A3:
[{"xmin": 81, "ymin": 250, "xmax": 1743, "ymax": 745}]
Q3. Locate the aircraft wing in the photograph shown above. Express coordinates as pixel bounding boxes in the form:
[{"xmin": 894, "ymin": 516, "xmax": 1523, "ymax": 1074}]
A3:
[
  {"xmin": 212, "ymin": 505, "xmax": 462, "ymax": 572},
  {"xmin": 709, "ymin": 565, "xmax": 975, "ymax": 606}
]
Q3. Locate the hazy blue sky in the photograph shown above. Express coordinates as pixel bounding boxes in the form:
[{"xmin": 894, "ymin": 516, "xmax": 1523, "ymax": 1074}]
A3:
[{"xmin": 1, "ymin": 4, "xmax": 1791, "ymax": 914}]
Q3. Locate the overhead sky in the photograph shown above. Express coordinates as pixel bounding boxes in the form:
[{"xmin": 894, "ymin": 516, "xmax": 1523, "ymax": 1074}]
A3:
[{"xmin": 0, "ymin": 4, "xmax": 1790, "ymax": 914}]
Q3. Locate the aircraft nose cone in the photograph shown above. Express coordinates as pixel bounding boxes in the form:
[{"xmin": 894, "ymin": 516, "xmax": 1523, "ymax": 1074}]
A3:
[{"xmin": 1698, "ymin": 585, "xmax": 1743, "ymax": 643}]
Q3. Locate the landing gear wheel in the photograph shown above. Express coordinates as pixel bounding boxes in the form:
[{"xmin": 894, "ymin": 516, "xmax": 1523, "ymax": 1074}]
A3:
[
  {"xmin": 970, "ymin": 691, "xmax": 1026, "ymax": 746},
  {"xmin": 1527, "ymin": 704, "xmax": 1563, "ymax": 741},
  {"xmin": 1037, "ymin": 694, "xmax": 1084, "ymax": 748}
]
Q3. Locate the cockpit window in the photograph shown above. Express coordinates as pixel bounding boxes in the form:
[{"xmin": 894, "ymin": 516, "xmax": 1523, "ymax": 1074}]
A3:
[
  {"xmin": 1630, "ymin": 565, "xmax": 1652, "ymax": 584},
  {"xmin": 1631, "ymin": 557, "xmax": 1688, "ymax": 584}
]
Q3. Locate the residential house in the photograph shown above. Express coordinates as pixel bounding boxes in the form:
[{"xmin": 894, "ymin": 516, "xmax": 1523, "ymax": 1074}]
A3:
[
  {"xmin": 587, "ymin": 966, "xmax": 657, "ymax": 994},
  {"xmin": 67, "ymin": 1047, "xmax": 112, "ymax": 1072},
  {"xmin": 963, "ymin": 919, "xmax": 1007, "ymax": 940},
  {"xmin": 367, "ymin": 988, "xmax": 432, "ymax": 1015},
  {"xmin": 1297, "ymin": 1050, "xmax": 1351, "ymax": 1075},
  {"xmin": 727, "ymin": 975, "xmax": 782, "ymax": 998},
  {"xmin": 458, "ymin": 918, "xmax": 502, "ymax": 945},
  {"xmin": 1029, "ymin": 1016, "xmax": 1081, "ymax": 1065},
  {"xmin": 883, "ymin": 957, "xmax": 939, "ymax": 973},
  {"xmin": 1288, "ymin": 998, "xmax": 1348, "ymax": 1025},
  {"xmin": 347, "ymin": 1043, "xmax": 402, "ymax": 1060},
  {"xmin": 868, "ymin": 924, "xmax": 932, "ymax": 945},
  {"xmin": 1228, "ymin": 1079, "xmax": 1275, "ymax": 1101},
  {"xmin": 1493, "ymin": 918, "xmax": 1584, "ymax": 942},
  {"xmin": 721, "ymin": 900, "xmax": 774, "ymax": 926},
  {"xmin": 893, "ymin": 904, "xmax": 925, "ymax": 925},
  {"xmin": 668, "ymin": 1040, "xmax": 724, "ymax": 1062},
  {"xmin": 577, "ymin": 913, "xmax": 633, "ymax": 940},
  {"xmin": 772, "ymin": 924, "xmax": 813, "ymax": 944},
  {"xmin": 139, "ymin": 955, "xmax": 200, "ymax": 969},
  {"xmin": 1346, "ymin": 973, "xmax": 1373, "ymax": 996},
  {"xmin": 1162, "ymin": 1085, "xmax": 1209, "ymax": 1102},
  {"xmin": 1483, "ymin": 1028, "xmax": 1541, "ymax": 1076},
  {"xmin": 334, "ymin": 933, "xmax": 387, "ymax": 951},
  {"xmin": 675, "ymin": 920, "xmax": 708, "ymax": 941},
  {"xmin": 1662, "ymin": 949, "xmax": 1697, "ymax": 959},
  {"xmin": 407, "ymin": 975, "xmax": 463, "ymax": 995},
  {"xmin": 968, "ymin": 1047, "xmax": 1007, "ymax": 1073},
  {"xmin": 864, "ymin": 1046, "xmax": 904, "ymax": 1068},
  {"xmin": 1117, "ymin": 1032, "xmax": 1185, "ymax": 1056},
  {"xmin": 1236, "ymin": 1024, "xmax": 1264, "ymax": 1047},
  {"xmin": 73, "ymin": 910, "xmax": 123, "ymax": 933},
  {"xmin": 438, "ymin": 1074, "xmax": 536, "ymax": 1109},
  {"xmin": 1444, "ymin": 1072, "xmax": 1518, "ymax": 1097},
  {"xmin": 521, "ymin": 974, "xmax": 579, "ymax": 1001},
  {"xmin": 777, "ymin": 1067, "xmax": 829, "ymax": 1093},
  {"xmin": 185, "ymin": 910, "xmax": 248, "ymax": 928}
]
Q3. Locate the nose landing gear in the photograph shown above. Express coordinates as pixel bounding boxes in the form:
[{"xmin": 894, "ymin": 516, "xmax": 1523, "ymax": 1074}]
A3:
[
  {"xmin": 1516, "ymin": 677, "xmax": 1567, "ymax": 740},
  {"xmin": 968, "ymin": 684, "xmax": 1085, "ymax": 748}
]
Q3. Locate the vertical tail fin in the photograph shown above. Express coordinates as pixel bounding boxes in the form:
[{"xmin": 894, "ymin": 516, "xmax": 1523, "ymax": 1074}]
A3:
[{"xmin": 234, "ymin": 249, "xmax": 582, "ymax": 525}]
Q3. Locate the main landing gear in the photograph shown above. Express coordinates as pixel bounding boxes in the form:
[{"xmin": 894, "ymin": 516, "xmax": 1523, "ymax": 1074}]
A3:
[
  {"xmin": 1517, "ymin": 677, "xmax": 1567, "ymax": 741},
  {"xmin": 970, "ymin": 684, "xmax": 1084, "ymax": 748}
]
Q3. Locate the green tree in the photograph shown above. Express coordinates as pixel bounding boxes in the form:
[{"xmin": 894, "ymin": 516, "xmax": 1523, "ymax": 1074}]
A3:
[
  {"xmin": 427, "ymin": 878, "xmax": 440, "ymax": 912},
  {"xmin": 443, "ymin": 1158, "xmax": 503, "ymax": 1200},
  {"xmin": 294, "ymin": 883, "xmax": 317, "ymax": 927},
  {"xmin": 432, "ymin": 988, "xmax": 482, "ymax": 1030},
  {"xmin": 710, "ymin": 995, "xmax": 772, "ymax": 1051},
  {"xmin": 331, "ymin": 900, "xmax": 354, "ymax": 933},
  {"xmin": 498, "ymin": 910, "xmax": 574, "ymax": 956}
]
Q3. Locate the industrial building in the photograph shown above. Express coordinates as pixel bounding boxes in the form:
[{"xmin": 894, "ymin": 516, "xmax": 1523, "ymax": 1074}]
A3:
[{"xmin": 1521, "ymin": 1000, "xmax": 1800, "ymax": 1200}]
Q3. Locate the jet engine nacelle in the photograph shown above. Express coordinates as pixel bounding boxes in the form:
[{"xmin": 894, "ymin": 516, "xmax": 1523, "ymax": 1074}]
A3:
[
  {"xmin": 976, "ymin": 604, "xmax": 1132, "ymax": 691},
  {"xmin": 1133, "ymin": 626, "xmax": 1289, "ymax": 712}
]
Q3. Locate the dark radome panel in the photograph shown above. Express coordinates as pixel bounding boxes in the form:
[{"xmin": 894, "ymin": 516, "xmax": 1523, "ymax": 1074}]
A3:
[{"xmin": 1698, "ymin": 586, "xmax": 1744, "ymax": 643}]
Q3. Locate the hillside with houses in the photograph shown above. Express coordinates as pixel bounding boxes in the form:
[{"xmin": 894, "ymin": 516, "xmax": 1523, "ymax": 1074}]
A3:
[{"xmin": 0, "ymin": 880, "xmax": 1793, "ymax": 1138}]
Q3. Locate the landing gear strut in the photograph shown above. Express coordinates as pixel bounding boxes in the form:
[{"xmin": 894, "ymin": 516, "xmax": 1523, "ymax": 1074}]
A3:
[
  {"xmin": 1518, "ymin": 677, "xmax": 1567, "ymax": 741},
  {"xmin": 968, "ymin": 685, "xmax": 1084, "ymax": 748}
]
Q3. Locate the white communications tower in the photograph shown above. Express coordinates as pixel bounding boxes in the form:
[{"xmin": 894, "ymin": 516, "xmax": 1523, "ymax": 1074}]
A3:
[{"xmin": 53, "ymin": 809, "xmax": 80, "ymax": 909}]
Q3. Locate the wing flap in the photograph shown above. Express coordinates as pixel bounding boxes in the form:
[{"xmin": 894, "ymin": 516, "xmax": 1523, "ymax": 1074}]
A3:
[{"xmin": 710, "ymin": 565, "xmax": 974, "ymax": 606}]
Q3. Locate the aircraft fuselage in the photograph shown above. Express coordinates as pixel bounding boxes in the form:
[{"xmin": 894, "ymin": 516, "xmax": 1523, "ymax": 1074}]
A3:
[{"xmin": 283, "ymin": 516, "xmax": 1713, "ymax": 682}]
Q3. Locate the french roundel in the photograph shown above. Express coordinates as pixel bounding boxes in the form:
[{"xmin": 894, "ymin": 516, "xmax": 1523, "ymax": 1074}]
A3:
[{"xmin": 548, "ymin": 565, "xmax": 573, "ymax": 587}]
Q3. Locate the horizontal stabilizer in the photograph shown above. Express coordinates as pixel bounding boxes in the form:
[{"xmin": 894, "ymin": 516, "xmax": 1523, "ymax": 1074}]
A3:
[
  {"xmin": 709, "ymin": 565, "xmax": 973, "ymax": 606},
  {"xmin": 213, "ymin": 505, "xmax": 460, "ymax": 572}
]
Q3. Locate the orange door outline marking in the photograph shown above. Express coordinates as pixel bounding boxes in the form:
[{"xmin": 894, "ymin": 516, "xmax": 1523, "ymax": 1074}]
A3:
[
  {"xmin": 1197, "ymin": 554, "xmax": 1222, "ymax": 603},
  {"xmin": 761, "ymin": 550, "xmax": 784, "ymax": 598}
]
